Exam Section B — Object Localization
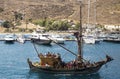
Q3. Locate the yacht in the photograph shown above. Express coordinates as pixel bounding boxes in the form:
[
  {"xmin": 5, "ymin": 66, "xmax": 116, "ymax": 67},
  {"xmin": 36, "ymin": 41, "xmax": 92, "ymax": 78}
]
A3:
[
  {"xmin": 50, "ymin": 34, "xmax": 65, "ymax": 44},
  {"xmin": 83, "ymin": 33, "xmax": 101, "ymax": 44},
  {"xmin": 103, "ymin": 32, "xmax": 120, "ymax": 43},
  {"xmin": 83, "ymin": 36, "xmax": 96, "ymax": 44},
  {"xmin": 31, "ymin": 32, "xmax": 52, "ymax": 45},
  {"xmin": 4, "ymin": 34, "xmax": 16, "ymax": 43}
]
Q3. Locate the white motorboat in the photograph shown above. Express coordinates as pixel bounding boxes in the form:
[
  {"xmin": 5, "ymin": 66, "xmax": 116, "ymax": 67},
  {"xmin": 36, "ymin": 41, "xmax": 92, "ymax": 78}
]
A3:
[
  {"xmin": 50, "ymin": 34, "xmax": 65, "ymax": 44},
  {"xmin": 4, "ymin": 34, "xmax": 16, "ymax": 43},
  {"xmin": 103, "ymin": 33, "xmax": 120, "ymax": 43},
  {"xmin": 83, "ymin": 36, "xmax": 96, "ymax": 44},
  {"xmin": 31, "ymin": 32, "xmax": 52, "ymax": 45}
]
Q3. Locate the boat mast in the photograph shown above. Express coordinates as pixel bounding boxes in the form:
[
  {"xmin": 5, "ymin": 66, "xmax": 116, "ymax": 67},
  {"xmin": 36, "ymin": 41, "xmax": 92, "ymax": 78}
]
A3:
[
  {"xmin": 87, "ymin": 0, "xmax": 90, "ymax": 27},
  {"xmin": 77, "ymin": 0, "xmax": 83, "ymax": 61},
  {"xmin": 94, "ymin": 0, "xmax": 97, "ymax": 26}
]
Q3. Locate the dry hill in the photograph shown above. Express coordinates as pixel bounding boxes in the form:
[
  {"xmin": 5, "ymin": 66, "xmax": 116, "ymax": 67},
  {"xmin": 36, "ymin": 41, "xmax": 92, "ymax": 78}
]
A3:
[{"xmin": 0, "ymin": 0, "xmax": 120, "ymax": 25}]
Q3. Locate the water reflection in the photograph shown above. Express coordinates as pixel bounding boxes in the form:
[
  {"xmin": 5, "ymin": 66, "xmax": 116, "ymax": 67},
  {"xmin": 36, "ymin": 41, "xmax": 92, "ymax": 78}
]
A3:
[
  {"xmin": 4, "ymin": 41, "xmax": 14, "ymax": 44},
  {"xmin": 34, "ymin": 43, "xmax": 52, "ymax": 47},
  {"xmin": 27, "ymin": 71, "xmax": 101, "ymax": 79}
]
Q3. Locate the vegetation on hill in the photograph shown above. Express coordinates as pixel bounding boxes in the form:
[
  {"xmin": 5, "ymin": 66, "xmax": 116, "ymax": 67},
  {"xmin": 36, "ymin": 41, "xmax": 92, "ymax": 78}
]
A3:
[
  {"xmin": 0, "ymin": 0, "xmax": 119, "ymax": 33},
  {"xmin": 32, "ymin": 19, "xmax": 73, "ymax": 31}
]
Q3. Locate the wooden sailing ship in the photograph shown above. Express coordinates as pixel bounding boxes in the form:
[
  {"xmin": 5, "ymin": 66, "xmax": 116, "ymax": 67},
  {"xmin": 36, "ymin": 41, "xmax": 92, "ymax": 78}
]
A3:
[{"xmin": 27, "ymin": 1, "xmax": 113, "ymax": 74}]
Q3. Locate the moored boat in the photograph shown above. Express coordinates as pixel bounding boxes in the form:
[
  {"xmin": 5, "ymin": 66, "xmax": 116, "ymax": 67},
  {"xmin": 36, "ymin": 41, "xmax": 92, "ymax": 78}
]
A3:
[
  {"xmin": 50, "ymin": 34, "xmax": 65, "ymax": 44},
  {"xmin": 83, "ymin": 36, "xmax": 96, "ymax": 44},
  {"xmin": 31, "ymin": 32, "xmax": 52, "ymax": 45},
  {"xmin": 4, "ymin": 34, "xmax": 16, "ymax": 43},
  {"xmin": 103, "ymin": 37, "xmax": 120, "ymax": 43},
  {"xmin": 103, "ymin": 33, "xmax": 120, "ymax": 43}
]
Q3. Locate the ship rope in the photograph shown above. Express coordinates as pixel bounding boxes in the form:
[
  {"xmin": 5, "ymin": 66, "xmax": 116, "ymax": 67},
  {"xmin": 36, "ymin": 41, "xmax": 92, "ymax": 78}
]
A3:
[
  {"xmin": 46, "ymin": 37, "xmax": 77, "ymax": 56},
  {"xmin": 62, "ymin": 52, "xmax": 75, "ymax": 61},
  {"xmin": 92, "ymin": 43, "xmax": 113, "ymax": 61},
  {"xmin": 94, "ymin": 44, "xmax": 113, "ymax": 67},
  {"xmin": 32, "ymin": 42, "xmax": 39, "ymax": 56},
  {"xmin": 96, "ymin": 44, "xmax": 111, "ymax": 56},
  {"xmin": 92, "ymin": 45, "xmax": 104, "ymax": 61},
  {"xmin": 46, "ymin": 37, "xmax": 87, "ymax": 62},
  {"xmin": 62, "ymin": 50, "xmax": 87, "ymax": 62}
]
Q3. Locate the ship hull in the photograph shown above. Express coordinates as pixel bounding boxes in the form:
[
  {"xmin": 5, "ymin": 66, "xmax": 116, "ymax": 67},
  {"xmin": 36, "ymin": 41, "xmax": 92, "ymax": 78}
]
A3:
[
  {"xmin": 5, "ymin": 40, "xmax": 15, "ymax": 44},
  {"xmin": 103, "ymin": 39, "xmax": 120, "ymax": 43},
  {"xmin": 27, "ymin": 59, "xmax": 105, "ymax": 74},
  {"xmin": 31, "ymin": 39, "xmax": 52, "ymax": 45},
  {"xmin": 30, "ymin": 66, "xmax": 102, "ymax": 74}
]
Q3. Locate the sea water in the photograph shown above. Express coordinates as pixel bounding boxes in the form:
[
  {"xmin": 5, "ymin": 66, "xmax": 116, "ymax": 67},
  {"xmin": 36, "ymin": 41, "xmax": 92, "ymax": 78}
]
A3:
[{"xmin": 0, "ymin": 41, "xmax": 120, "ymax": 79}]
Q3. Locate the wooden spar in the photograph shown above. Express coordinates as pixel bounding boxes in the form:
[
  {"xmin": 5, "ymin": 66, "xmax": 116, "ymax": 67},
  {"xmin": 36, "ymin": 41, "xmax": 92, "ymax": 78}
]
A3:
[
  {"xmin": 77, "ymin": 1, "xmax": 83, "ymax": 60},
  {"xmin": 46, "ymin": 37, "xmax": 77, "ymax": 56}
]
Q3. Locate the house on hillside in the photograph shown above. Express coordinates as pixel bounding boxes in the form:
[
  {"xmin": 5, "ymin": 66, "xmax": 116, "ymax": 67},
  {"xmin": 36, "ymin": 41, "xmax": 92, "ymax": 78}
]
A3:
[{"xmin": 104, "ymin": 25, "xmax": 120, "ymax": 31}]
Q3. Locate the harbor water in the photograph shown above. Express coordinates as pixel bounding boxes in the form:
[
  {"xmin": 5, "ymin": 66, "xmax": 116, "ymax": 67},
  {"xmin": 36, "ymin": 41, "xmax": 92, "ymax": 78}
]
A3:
[{"xmin": 0, "ymin": 41, "xmax": 120, "ymax": 79}]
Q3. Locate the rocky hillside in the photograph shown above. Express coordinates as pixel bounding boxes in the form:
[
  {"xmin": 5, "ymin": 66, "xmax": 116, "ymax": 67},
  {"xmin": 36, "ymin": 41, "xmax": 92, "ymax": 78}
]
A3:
[{"xmin": 0, "ymin": 0, "xmax": 120, "ymax": 25}]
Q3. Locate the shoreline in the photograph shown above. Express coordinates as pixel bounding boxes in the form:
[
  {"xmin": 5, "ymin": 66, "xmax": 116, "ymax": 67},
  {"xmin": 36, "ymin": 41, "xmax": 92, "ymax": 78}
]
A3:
[
  {"xmin": 0, "ymin": 31, "xmax": 75, "ymax": 35},
  {"xmin": 0, "ymin": 31, "xmax": 75, "ymax": 41}
]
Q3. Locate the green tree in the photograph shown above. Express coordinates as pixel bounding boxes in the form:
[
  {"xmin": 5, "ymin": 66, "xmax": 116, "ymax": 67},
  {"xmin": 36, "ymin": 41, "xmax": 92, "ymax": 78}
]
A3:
[
  {"xmin": 2, "ymin": 21, "xmax": 14, "ymax": 28},
  {"xmin": 33, "ymin": 19, "xmax": 70, "ymax": 31},
  {"xmin": 59, "ymin": 21, "xmax": 70, "ymax": 30},
  {"xmin": 46, "ymin": 20, "xmax": 70, "ymax": 31}
]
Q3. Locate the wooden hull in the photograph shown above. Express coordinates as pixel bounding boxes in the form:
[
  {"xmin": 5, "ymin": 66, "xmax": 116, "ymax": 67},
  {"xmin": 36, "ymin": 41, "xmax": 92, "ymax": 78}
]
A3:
[
  {"xmin": 27, "ymin": 59, "xmax": 106, "ymax": 74},
  {"xmin": 30, "ymin": 66, "xmax": 102, "ymax": 74},
  {"xmin": 27, "ymin": 55, "xmax": 113, "ymax": 74}
]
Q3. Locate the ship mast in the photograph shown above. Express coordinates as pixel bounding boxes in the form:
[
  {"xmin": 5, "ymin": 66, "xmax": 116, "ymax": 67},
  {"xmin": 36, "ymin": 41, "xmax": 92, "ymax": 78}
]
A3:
[{"xmin": 76, "ymin": 0, "xmax": 83, "ymax": 61}]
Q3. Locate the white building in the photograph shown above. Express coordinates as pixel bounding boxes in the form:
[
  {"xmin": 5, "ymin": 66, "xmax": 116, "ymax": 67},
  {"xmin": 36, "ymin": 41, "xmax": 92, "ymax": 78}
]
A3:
[{"xmin": 104, "ymin": 25, "xmax": 120, "ymax": 30}]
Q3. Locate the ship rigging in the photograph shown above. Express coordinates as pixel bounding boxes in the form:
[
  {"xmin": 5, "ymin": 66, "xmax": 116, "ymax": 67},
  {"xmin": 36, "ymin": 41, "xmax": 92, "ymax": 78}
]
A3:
[{"xmin": 27, "ymin": 0, "xmax": 113, "ymax": 74}]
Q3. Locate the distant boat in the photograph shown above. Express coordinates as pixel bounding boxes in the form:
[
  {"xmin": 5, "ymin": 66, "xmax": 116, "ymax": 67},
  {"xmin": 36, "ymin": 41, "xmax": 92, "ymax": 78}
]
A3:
[
  {"xmin": 103, "ymin": 33, "xmax": 120, "ymax": 43},
  {"xmin": 16, "ymin": 34, "xmax": 25, "ymax": 44},
  {"xmin": 104, "ymin": 37, "xmax": 120, "ymax": 43},
  {"xmin": 27, "ymin": 1, "xmax": 113, "ymax": 74},
  {"xmin": 4, "ymin": 34, "xmax": 16, "ymax": 43},
  {"xmin": 31, "ymin": 32, "xmax": 52, "ymax": 45},
  {"xmin": 83, "ymin": 34, "xmax": 101, "ymax": 44},
  {"xmin": 83, "ymin": 36, "xmax": 96, "ymax": 44},
  {"xmin": 63, "ymin": 34, "xmax": 76, "ymax": 41},
  {"xmin": 50, "ymin": 34, "xmax": 65, "ymax": 44}
]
